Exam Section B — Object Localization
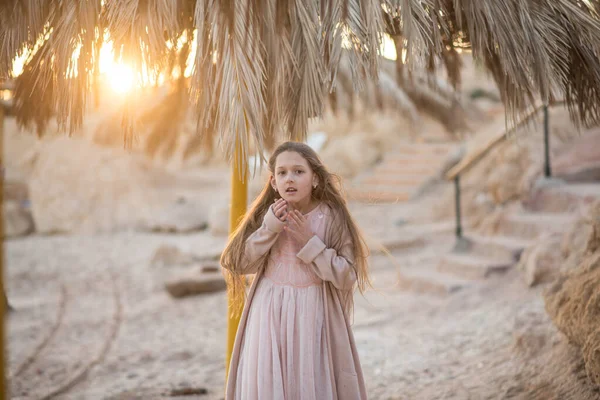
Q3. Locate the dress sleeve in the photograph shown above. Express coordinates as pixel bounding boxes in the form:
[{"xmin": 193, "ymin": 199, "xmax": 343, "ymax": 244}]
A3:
[
  {"xmin": 296, "ymin": 218, "xmax": 357, "ymax": 291},
  {"xmin": 238, "ymin": 205, "xmax": 285, "ymax": 274}
]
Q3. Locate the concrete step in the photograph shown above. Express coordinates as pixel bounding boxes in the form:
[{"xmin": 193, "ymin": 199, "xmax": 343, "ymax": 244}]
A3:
[
  {"xmin": 360, "ymin": 175, "xmax": 424, "ymax": 186},
  {"xmin": 385, "ymin": 157, "xmax": 446, "ymax": 167},
  {"xmin": 348, "ymin": 185, "xmax": 412, "ymax": 203},
  {"xmin": 558, "ymin": 183, "xmax": 600, "ymax": 197},
  {"xmin": 385, "ymin": 153, "xmax": 446, "ymax": 162},
  {"xmin": 394, "ymin": 144, "xmax": 456, "ymax": 155},
  {"xmin": 525, "ymin": 182, "xmax": 600, "ymax": 213},
  {"xmin": 367, "ymin": 234, "xmax": 426, "ymax": 254},
  {"xmin": 459, "ymin": 234, "xmax": 533, "ymax": 262},
  {"xmin": 400, "ymin": 221, "xmax": 460, "ymax": 235},
  {"xmin": 375, "ymin": 165, "xmax": 440, "ymax": 175},
  {"xmin": 437, "ymin": 253, "xmax": 514, "ymax": 280},
  {"xmin": 495, "ymin": 212, "xmax": 574, "ymax": 239},
  {"xmin": 349, "ymin": 192, "xmax": 411, "ymax": 203},
  {"xmin": 349, "ymin": 142, "xmax": 458, "ymax": 204},
  {"xmin": 398, "ymin": 266, "xmax": 471, "ymax": 296},
  {"xmin": 358, "ymin": 186, "xmax": 416, "ymax": 197}
]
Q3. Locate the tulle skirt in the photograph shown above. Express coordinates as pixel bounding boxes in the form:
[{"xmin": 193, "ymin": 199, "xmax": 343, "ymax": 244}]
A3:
[{"xmin": 234, "ymin": 276, "xmax": 334, "ymax": 400}]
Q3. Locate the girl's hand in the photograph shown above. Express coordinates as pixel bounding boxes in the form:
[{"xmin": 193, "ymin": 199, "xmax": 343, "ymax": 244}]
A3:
[
  {"xmin": 272, "ymin": 198, "xmax": 288, "ymax": 221},
  {"xmin": 285, "ymin": 210, "xmax": 314, "ymax": 247}
]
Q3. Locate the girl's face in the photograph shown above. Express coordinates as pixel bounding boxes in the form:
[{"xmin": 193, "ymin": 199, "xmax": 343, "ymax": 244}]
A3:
[{"xmin": 271, "ymin": 151, "xmax": 318, "ymax": 207}]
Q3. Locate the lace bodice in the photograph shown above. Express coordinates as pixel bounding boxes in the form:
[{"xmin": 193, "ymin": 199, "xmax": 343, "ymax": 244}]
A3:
[{"xmin": 264, "ymin": 204, "xmax": 326, "ymax": 288}]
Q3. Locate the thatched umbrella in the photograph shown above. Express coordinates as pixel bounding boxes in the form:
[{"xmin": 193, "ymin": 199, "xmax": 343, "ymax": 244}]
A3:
[
  {"xmin": 330, "ymin": 55, "xmax": 477, "ymax": 135},
  {"xmin": 89, "ymin": 53, "xmax": 475, "ymax": 164},
  {"xmin": 3, "ymin": 1, "xmax": 600, "ymax": 160},
  {"xmin": 2, "ymin": 0, "xmax": 600, "ymax": 394},
  {"xmin": 381, "ymin": 0, "xmax": 600, "ymax": 128}
]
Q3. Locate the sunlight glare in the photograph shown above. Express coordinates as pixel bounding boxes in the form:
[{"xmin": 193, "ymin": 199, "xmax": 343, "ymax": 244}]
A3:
[
  {"xmin": 341, "ymin": 33, "xmax": 397, "ymax": 61},
  {"xmin": 380, "ymin": 34, "xmax": 397, "ymax": 61},
  {"xmin": 107, "ymin": 64, "xmax": 135, "ymax": 93},
  {"xmin": 98, "ymin": 37, "xmax": 137, "ymax": 93},
  {"xmin": 11, "ymin": 25, "xmax": 52, "ymax": 77},
  {"xmin": 12, "ymin": 53, "xmax": 27, "ymax": 77}
]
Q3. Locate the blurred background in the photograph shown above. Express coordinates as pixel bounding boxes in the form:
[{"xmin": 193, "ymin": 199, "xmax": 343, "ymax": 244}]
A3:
[{"xmin": 3, "ymin": 3, "xmax": 600, "ymax": 399}]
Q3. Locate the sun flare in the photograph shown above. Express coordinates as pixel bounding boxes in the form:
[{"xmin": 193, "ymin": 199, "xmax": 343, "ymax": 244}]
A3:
[{"xmin": 106, "ymin": 63, "xmax": 135, "ymax": 94}]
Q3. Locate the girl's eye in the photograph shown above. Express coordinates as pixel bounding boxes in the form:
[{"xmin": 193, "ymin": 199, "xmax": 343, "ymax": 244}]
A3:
[
  {"xmin": 278, "ymin": 171, "xmax": 285, "ymax": 175},
  {"xmin": 296, "ymin": 170, "xmax": 303, "ymax": 174}
]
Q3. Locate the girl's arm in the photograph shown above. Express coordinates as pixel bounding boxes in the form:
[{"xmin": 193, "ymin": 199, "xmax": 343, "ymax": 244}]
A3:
[
  {"xmin": 239, "ymin": 206, "xmax": 285, "ymax": 273},
  {"xmin": 296, "ymin": 225, "xmax": 356, "ymax": 291}
]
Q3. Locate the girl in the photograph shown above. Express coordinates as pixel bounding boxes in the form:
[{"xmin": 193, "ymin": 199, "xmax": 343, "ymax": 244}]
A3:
[{"xmin": 221, "ymin": 141, "xmax": 370, "ymax": 400}]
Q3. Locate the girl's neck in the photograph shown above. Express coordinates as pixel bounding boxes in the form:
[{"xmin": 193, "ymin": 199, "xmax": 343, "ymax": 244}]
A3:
[{"xmin": 291, "ymin": 199, "xmax": 319, "ymax": 215}]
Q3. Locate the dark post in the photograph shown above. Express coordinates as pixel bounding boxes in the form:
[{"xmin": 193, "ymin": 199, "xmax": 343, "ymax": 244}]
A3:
[
  {"xmin": 544, "ymin": 105, "xmax": 551, "ymax": 177},
  {"xmin": 454, "ymin": 175, "xmax": 462, "ymax": 238}
]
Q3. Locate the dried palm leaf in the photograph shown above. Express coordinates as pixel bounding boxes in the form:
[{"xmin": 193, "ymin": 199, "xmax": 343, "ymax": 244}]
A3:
[
  {"xmin": 11, "ymin": 0, "xmax": 102, "ymax": 135},
  {"xmin": 101, "ymin": 0, "xmax": 183, "ymax": 77},
  {"xmin": 0, "ymin": 0, "xmax": 51, "ymax": 77},
  {"xmin": 4, "ymin": 0, "xmax": 383, "ymax": 167},
  {"xmin": 13, "ymin": 49, "xmax": 55, "ymax": 135},
  {"xmin": 384, "ymin": 0, "xmax": 600, "ymax": 128},
  {"xmin": 331, "ymin": 54, "xmax": 420, "ymax": 124},
  {"xmin": 191, "ymin": 0, "xmax": 382, "ymax": 173},
  {"xmin": 4, "ymin": 0, "xmax": 599, "ymax": 169}
]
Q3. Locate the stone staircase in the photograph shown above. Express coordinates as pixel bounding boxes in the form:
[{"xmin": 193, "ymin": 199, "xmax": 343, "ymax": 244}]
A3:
[
  {"xmin": 347, "ymin": 142, "xmax": 458, "ymax": 203},
  {"xmin": 397, "ymin": 180, "xmax": 600, "ymax": 296}
]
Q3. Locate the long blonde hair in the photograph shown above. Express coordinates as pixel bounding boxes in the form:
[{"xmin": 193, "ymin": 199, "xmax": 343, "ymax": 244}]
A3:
[{"xmin": 220, "ymin": 141, "xmax": 370, "ymax": 315}]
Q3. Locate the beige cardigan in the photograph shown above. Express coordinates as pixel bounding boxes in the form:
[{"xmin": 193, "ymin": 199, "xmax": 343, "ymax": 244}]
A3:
[{"xmin": 225, "ymin": 204, "xmax": 368, "ymax": 399}]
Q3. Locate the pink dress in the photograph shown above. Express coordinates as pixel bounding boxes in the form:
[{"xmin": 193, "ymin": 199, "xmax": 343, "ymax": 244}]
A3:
[{"xmin": 234, "ymin": 204, "xmax": 335, "ymax": 399}]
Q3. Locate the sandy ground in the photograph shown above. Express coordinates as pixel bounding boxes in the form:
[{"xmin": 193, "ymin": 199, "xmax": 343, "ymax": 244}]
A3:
[{"xmin": 6, "ymin": 175, "xmax": 600, "ymax": 400}]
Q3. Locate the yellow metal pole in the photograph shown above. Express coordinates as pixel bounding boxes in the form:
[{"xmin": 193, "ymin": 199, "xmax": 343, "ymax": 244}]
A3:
[
  {"xmin": 225, "ymin": 144, "xmax": 247, "ymax": 379},
  {"xmin": 0, "ymin": 100, "xmax": 7, "ymax": 400}
]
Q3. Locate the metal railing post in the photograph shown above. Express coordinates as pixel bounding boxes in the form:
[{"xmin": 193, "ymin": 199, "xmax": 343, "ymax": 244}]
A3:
[
  {"xmin": 543, "ymin": 105, "xmax": 551, "ymax": 177},
  {"xmin": 454, "ymin": 175, "xmax": 463, "ymax": 238}
]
